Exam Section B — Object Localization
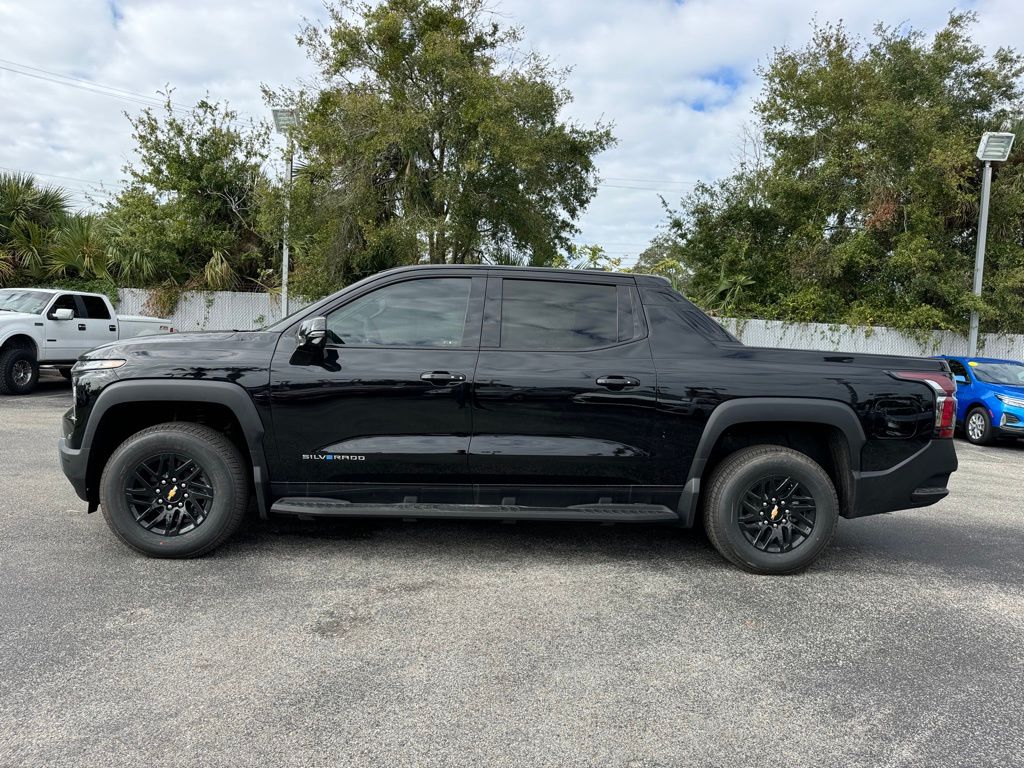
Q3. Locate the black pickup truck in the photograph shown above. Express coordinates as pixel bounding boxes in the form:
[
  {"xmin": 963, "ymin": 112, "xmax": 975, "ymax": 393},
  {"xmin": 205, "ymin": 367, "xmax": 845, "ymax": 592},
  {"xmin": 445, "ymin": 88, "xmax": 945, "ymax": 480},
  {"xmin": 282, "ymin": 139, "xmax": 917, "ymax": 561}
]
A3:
[{"xmin": 59, "ymin": 265, "xmax": 958, "ymax": 574}]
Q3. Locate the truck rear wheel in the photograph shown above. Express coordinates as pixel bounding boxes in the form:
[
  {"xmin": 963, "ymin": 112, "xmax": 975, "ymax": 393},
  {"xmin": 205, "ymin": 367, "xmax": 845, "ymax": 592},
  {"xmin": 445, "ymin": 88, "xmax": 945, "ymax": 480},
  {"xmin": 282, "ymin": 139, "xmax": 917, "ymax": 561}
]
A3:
[
  {"xmin": 703, "ymin": 445, "xmax": 838, "ymax": 575},
  {"xmin": 0, "ymin": 346, "xmax": 39, "ymax": 395},
  {"xmin": 99, "ymin": 422, "xmax": 249, "ymax": 558}
]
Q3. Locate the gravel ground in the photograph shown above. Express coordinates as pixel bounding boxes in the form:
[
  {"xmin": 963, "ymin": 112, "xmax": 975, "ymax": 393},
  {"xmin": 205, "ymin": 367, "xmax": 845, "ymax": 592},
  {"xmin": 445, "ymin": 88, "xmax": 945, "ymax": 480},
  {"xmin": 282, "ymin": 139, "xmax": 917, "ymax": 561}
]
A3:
[{"xmin": 2, "ymin": 374, "xmax": 1024, "ymax": 767}]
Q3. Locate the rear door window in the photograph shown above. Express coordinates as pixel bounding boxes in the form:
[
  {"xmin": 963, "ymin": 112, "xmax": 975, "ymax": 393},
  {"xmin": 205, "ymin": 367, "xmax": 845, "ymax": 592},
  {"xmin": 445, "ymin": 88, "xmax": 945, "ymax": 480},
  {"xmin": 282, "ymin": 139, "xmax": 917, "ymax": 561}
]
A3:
[
  {"xmin": 80, "ymin": 296, "xmax": 111, "ymax": 320},
  {"xmin": 500, "ymin": 279, "xmax": 619, "ymax": 350}
]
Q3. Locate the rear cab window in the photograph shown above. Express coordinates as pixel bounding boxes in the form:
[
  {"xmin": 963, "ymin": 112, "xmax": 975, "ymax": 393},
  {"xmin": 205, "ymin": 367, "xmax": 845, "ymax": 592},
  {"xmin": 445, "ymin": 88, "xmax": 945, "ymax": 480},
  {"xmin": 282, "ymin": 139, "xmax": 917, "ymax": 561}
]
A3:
[{"xmin": 641, "ymin": 287, "xmax": 739, "ymax": 354}]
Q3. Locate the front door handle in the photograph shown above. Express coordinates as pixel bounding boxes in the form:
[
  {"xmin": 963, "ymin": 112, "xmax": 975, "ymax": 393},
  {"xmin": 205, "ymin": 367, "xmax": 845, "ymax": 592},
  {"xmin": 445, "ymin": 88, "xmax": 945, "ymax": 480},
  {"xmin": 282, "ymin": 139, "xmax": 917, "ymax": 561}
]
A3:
[
  {"xmin": 420, "ymin": 371, "xmax": 467, "ymax": 385},
  {"xmin": 78, "ymin": 323, "xmax": 86, "ymax": 331},
  {"xmin": 596, "ymin": 375, "xmax": 640, "ymax": 390}
]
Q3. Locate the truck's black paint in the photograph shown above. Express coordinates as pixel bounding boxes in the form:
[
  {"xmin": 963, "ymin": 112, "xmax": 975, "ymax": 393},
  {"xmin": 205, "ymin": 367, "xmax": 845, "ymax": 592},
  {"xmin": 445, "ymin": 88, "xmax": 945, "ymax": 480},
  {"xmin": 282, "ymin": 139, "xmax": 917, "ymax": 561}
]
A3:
[{"xmin": 60, "ymin": 265, "xmax": 957, "ymax": 525}]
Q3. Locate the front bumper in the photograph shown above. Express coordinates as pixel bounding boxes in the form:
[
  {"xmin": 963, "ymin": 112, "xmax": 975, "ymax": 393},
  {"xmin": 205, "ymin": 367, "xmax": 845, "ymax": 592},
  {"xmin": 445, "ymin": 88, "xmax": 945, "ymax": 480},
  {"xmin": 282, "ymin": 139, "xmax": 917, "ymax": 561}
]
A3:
[
  {"xmin": 996, "ymin": 404, "xmax": 1024, "ymax": 435},
  {"xmin": 59, "ymin": 436, "xmax": 90, "ymax": 502},
  {"xmin": 847, "ymin": 438, "xmax": 957, "ymax": 518}
]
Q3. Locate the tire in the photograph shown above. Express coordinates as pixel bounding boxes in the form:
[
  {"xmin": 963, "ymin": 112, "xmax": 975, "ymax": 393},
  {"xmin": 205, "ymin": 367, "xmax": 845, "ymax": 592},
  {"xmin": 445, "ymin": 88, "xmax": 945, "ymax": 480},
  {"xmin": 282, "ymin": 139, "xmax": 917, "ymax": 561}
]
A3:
[
  {"xmin": 703, "ymin": 445, "xmax": 839, "ymax": 575},
  {"xmin": 58, "ymin": 367, "xmax": 72, "ymax": 380},
  {"xmin": 0, "ymin": 346, "xmax": 40, "ymax": 395},
  {"xmin": 964, "ymin": 407, "xmax": 993, "ymax": 446},
  {"xmin": 99, "ymin": 422, "xmax": 249, "ymax": 558}
]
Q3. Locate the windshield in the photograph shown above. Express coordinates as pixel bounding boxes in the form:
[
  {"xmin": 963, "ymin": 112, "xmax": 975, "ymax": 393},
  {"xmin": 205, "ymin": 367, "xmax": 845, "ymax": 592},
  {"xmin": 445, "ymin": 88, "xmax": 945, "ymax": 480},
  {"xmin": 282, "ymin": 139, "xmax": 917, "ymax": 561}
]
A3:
[
  {"xmin": 971, "ymin": 361, "xmax": 1024, "ymax": 387},
  {"xmin": 0, "ymin": 289, "xmax": 52, "ymax": 315}
]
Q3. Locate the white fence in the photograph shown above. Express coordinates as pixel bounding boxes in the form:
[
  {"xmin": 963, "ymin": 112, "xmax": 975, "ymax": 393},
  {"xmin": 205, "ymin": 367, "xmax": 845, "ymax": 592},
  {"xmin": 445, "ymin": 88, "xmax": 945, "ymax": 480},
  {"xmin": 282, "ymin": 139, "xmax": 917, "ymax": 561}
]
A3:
[
  {"xmin": 117, "ymin": 288, "xmax": 1024, "ymax": 359},
  {"xmin": 718, "ymin": 317, "xmax": 1024, "ymax": 359},
  {"xmin": 117, "ymin": 288, "xmax": 311, "ymax": 332}
]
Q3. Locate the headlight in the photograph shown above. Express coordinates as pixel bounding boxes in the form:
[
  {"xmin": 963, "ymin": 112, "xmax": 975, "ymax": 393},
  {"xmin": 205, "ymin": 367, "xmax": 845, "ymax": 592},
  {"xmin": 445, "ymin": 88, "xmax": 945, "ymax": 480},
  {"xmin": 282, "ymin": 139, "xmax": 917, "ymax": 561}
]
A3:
[
  {"xmin": 71, "ymin": 359, "xmax": 126, "ymax": 373},
  {"xmin": 996, "ymin": 394, "xmax": 1024, "ymax": 409}
]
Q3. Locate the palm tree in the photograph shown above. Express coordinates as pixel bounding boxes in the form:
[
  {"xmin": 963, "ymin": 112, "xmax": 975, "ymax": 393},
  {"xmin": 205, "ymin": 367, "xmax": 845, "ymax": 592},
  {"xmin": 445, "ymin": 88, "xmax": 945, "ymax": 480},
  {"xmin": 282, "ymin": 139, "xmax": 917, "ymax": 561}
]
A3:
[
  {"xmin": 0, "ymin": 172, "xmax": 71, "ymax": 284},
  {"xmin": 47, "ymin": 215, "xmax": 110, "ymax": 279}
]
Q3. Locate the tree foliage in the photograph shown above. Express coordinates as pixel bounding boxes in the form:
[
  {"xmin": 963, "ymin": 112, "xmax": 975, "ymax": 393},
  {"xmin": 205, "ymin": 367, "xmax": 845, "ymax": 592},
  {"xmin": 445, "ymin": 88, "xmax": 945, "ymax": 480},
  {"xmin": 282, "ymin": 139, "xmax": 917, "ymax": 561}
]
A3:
[
  {"xmin": 103, "ymin": 97, "xmax": 276, "ymax": 292},
  {"xmin": 659, "ymin": 13, "xmax": 1024, "ymax": 333},
  {"xmin": 268, "ymin": 0, "xmax": 614, "ymax": 294}
]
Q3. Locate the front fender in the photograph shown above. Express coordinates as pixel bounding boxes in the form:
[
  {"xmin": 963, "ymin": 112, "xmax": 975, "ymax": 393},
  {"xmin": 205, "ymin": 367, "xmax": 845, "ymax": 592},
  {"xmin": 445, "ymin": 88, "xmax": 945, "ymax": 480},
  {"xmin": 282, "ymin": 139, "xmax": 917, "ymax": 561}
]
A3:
[
  {"xmin": 73, "ymin": 379, "xmax": 271, "ymax": 517},
  {"xmin": 0, "ymin": 324, "xmax": 42, "ymax": 354}
]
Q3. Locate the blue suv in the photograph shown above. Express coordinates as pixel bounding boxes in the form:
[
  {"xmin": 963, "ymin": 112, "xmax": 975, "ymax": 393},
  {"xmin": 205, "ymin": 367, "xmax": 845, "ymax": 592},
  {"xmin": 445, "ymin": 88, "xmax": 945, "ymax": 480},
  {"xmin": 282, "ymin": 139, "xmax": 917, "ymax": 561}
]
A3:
[{"xmin": 936, "ymin": 356, "xmax": 1024, "ymax": 445}]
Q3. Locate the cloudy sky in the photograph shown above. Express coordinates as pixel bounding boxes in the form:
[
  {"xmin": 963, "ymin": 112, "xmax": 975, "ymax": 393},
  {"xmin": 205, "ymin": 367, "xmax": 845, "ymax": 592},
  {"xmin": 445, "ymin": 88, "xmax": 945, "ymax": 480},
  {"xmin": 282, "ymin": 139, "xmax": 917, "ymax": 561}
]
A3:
[{"xmin": 0, "ymin": 0, "xmax": 1021, "ymax": 264}]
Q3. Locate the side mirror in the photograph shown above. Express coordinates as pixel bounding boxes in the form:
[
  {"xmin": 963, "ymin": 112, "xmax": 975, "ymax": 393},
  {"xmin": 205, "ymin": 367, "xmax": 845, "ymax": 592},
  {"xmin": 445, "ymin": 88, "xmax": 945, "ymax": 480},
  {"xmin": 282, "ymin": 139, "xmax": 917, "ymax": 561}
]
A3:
[
  {"xmin": 52, "ymin": 308, "xmax": 74, "ymax": 321},
  {"xmin": 296, "ymin": 316, "xmax": 327, "ymax": 349},
  {"xmin": 954, "ymin": 374, "xmax": 968, "ymax": 385}
]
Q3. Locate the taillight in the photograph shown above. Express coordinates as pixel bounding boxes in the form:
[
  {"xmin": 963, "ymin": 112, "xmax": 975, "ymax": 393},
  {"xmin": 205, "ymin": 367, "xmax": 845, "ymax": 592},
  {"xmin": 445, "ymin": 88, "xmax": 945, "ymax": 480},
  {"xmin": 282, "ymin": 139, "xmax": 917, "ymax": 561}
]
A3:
[{"xmin": 891, "ymin": 370, "xmax": 957, "ymax": 438}]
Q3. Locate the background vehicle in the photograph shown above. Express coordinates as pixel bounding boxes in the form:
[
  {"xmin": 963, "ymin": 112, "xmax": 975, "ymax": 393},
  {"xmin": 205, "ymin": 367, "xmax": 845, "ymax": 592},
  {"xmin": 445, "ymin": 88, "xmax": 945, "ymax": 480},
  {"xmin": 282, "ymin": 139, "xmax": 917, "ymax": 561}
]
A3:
[
  {"xmin": 60, "ymin": 266, "xmax": 958, "ymax": 574},
  {"xmin": 937, "ymin": 355, "xmax": 1024, "ymax": 445},
  {"xmin": 0, "ymin": 288, "xmax": 174, "ymax": 395}
]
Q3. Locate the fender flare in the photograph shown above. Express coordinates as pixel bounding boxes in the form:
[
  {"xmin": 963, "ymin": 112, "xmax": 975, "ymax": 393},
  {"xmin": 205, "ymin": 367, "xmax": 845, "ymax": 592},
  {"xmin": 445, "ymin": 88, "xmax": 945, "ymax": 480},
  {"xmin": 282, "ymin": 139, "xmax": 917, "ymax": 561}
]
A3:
[
  {"xmin": 83, "ymin": 379, "xmax": 271, "ymax": 517},
  {"xmin": 0, "ymin": 331, "xmax": 40, "ymax": 356},
  {"xmin": 677, "ymin": 397, "xmax": 866, "ymax": 525}
]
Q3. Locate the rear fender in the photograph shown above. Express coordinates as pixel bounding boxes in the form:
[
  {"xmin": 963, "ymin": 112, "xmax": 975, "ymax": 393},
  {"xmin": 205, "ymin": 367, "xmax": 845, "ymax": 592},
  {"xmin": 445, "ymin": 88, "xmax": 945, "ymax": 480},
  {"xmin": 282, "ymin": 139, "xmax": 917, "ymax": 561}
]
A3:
[{"xmin": 677, "ymin": 398, "xmax": 866, "ymax": 525}]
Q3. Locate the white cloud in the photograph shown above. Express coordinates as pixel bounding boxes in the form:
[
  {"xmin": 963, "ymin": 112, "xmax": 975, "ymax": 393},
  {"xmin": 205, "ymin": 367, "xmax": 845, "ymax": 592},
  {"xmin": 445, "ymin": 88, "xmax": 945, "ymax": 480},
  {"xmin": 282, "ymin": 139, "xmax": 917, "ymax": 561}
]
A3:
[{"xmin": 1, "ymin": 0, "xmax": 1022, "ymax": 262}]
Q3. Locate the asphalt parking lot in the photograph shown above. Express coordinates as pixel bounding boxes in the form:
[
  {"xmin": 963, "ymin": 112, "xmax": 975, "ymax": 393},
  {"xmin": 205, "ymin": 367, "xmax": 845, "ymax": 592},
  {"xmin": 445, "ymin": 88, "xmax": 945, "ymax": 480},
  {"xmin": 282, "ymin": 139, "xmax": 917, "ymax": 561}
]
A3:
[{"xmin": 2, "ymin": 374, "xmax": 1024, "ymax": 767}]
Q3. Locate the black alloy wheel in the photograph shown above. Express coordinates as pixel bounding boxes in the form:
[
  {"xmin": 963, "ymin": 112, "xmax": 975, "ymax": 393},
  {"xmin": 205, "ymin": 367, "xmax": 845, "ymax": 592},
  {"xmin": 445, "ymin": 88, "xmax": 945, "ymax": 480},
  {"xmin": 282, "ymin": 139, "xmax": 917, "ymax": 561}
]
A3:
[
  {"xmin": 737, "ymin": 475, "xmax": 817, "ymax": 554},
  {"xmin": 125, "ymin": 453, "xmax": 216, "ymax": 536}
]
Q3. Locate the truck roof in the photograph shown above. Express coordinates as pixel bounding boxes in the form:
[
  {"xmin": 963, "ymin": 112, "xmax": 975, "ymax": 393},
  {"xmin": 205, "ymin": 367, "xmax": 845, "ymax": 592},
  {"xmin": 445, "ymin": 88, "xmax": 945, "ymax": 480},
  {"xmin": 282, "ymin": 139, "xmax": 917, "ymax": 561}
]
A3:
[
  {"xmin": 4, "ymin": 287, "xmax": 110, "ymax": 300},
  {"xmin": 367, "ymin": 263, "xmax": 672, "ymax": 286}
]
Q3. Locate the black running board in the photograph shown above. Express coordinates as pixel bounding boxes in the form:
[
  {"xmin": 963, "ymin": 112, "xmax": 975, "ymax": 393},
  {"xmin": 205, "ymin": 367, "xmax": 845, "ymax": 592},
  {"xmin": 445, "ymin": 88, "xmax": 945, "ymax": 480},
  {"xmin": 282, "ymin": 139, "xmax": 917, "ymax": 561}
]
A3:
[{"xmin": 271, "ymin": 497, "xmax": 679, "ymax": 522}]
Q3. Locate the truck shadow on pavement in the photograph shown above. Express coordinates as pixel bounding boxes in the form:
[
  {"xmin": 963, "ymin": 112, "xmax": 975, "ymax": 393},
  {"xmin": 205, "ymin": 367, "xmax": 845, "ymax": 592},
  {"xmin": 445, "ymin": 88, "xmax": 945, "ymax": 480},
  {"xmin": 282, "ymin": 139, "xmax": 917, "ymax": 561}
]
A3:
[{"xmin": 220, "ymin": 509, "xmax": 1024, "ymax": 585}]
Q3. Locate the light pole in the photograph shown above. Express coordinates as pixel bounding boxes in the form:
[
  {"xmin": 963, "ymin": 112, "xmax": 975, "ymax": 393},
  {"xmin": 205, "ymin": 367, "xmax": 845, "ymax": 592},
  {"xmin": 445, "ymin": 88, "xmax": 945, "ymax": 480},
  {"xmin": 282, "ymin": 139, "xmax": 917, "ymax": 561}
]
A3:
[
  {"xmin": 272, "ymin": 108, "xmax": 297, "ymax": 318},
  {"xmin": 968, "ymin": 131, "xmax": 1015, "ymax": 356}
]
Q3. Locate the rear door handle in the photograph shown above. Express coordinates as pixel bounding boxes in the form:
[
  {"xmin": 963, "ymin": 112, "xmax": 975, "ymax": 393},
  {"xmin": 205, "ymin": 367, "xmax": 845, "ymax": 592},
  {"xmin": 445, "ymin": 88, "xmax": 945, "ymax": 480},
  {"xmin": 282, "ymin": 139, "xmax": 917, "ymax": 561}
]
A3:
[
  {"xmin": 78, "ymin": 323, "xmax": 86, "ymax": 331},
  {"xmin": 596, "ymin": 375, "xmax": 640, "ymax": 390},
  {"xmin": 420, "ymin": 371, "xmax": 467, "ymax": 385}
]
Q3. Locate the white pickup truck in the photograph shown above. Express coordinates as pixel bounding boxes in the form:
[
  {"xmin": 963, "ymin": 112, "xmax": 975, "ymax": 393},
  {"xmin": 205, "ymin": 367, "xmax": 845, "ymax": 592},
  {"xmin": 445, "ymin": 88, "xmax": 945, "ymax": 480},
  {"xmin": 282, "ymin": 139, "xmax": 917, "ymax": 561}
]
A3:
[{"xmin": 0, "ymin": 288, "xmax": 175, "ymax": 395}]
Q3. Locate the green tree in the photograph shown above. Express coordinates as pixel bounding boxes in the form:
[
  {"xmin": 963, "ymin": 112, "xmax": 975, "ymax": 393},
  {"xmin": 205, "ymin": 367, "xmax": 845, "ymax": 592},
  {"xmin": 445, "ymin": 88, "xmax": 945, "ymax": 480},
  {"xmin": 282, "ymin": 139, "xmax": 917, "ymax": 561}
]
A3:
[
  {"xmin": 104, "ymin": 97, "xmax": 275, "ymax": 292},
  {"xmin": 660, "ymin": 13, "xmax": 1024, "ymax": 332},
  {"xmin": 630, "ymin": 232, "xmax": 691, "ymax": 293},
  {"xmin": 269, "ymin": 0, "xmax": 614, "ymax": 295}
]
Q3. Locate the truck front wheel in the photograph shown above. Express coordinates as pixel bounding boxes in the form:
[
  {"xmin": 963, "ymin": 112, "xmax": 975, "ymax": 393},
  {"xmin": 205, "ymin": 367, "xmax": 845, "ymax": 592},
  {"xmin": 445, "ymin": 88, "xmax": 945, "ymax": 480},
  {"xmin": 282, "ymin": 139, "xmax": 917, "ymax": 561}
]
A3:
[
  {"xmin": 0, "ymin": 346, "xmax": 39, "ymax": 395},
  {"xmin": 703, "ymin": 445, "xmax": 839, "ymax": 575},
  {"xmin": 99, "ymin": 422, "xmax": 250, "ymax": 557}
]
